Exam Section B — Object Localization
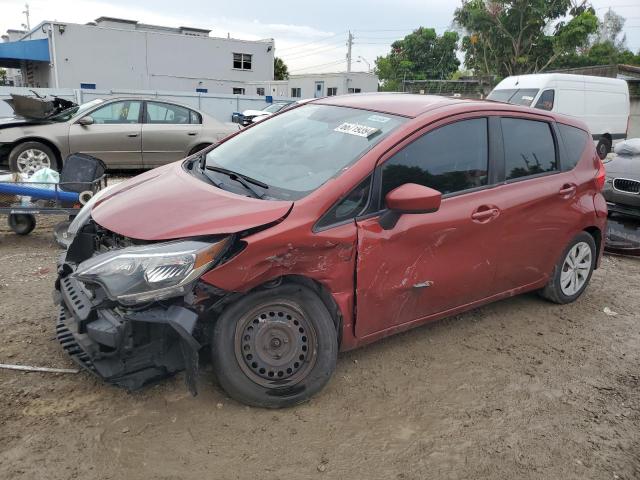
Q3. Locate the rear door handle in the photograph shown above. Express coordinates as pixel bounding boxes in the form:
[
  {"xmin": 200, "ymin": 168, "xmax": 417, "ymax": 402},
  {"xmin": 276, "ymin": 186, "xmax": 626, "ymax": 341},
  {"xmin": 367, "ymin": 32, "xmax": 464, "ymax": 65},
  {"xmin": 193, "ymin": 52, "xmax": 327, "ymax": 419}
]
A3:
[
  {"xmin": 471, "ymin": 206, "xmax": 500, "ymax": 222},
  {"xmin": 559, "ymin": 183, "xmax": 577, "ymax": 196},
  {"xmin": 127, "ymin": 133, "xmax": 138, "ymax": 137},
  {"xmin": 187, "ymin": 132, "xmax": 197, "ymax": 136}
]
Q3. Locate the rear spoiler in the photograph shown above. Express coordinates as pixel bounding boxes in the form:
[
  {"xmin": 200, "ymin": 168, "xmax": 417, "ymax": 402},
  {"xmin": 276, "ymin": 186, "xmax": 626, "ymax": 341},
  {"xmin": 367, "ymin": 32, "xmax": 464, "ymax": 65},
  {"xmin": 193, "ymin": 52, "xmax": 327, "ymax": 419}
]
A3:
[{"xmin": 4, "ymin": 92, "xmax": 77, "ymax": 119}]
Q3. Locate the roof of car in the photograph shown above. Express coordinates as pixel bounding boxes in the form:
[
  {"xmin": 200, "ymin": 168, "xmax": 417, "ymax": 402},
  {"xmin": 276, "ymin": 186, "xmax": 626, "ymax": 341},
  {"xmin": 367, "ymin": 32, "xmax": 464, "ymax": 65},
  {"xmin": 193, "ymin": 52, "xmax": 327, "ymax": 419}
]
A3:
[{"xmin": 314, "ymin": 92, "xmax": 461, "ymax": 118}]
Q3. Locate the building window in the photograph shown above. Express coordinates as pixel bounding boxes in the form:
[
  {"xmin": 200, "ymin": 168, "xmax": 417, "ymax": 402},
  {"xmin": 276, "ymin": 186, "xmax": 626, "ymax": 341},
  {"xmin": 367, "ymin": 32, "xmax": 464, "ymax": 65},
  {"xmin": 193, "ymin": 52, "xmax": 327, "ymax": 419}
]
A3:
[
  {"xmin": 80, "ymin": 83, "xmax": 96, "ymax": 90},
  {"xmin": 291, "ymin": 88, "xmax": 301, "ymax": 98},
  {"xmin": 233, "ymin": 87, "xmax": 246, "ymax": 95},
  {"xmin": 348, "ymin": 88, "xmax": 362, "ymax": 94},
  {"xmin": 256, "ymin": 87, "xmax": 265, "ymax": 96},
  {"xmin": 233, "ymin": 53, "xmax": 252, "ymax": 70},
  {"xmin": 196, "ymin": 88, "xmax": 208, "ymax": 93},
  {"xmin": 327, "ymin": 87, "xmax": 338, "ymax": 96}
]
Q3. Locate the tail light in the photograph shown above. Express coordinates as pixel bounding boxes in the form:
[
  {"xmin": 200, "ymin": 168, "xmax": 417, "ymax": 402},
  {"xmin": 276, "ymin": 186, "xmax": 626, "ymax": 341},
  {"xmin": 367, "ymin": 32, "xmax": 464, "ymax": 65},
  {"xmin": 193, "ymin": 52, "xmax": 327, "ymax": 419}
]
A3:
[{"xmin": 594, "ymin": 158, "xmax": 606, "ymax": 191}]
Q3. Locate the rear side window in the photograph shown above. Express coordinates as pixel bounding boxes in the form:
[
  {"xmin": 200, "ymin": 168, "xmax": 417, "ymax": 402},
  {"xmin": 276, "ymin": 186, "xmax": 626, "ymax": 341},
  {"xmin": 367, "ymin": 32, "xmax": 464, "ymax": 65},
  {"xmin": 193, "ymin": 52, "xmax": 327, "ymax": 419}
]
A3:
[
  {"xmin": 558, "ymin": 123, "xmax": 589, "ymax": 171},
  {"xmin": 501, "ymin": 118, "xmax": 557, "ymax": 180},
  {"xmin": 535, "ymin": 90, "xmax": 554, "ymax": 111},
  {"xmin": 190, "ymin": 110, "xmax": 202, "ymax": 124},
  {"xmin": 381, "ymin": 118, "xmax": 489, "ymax": 198}
]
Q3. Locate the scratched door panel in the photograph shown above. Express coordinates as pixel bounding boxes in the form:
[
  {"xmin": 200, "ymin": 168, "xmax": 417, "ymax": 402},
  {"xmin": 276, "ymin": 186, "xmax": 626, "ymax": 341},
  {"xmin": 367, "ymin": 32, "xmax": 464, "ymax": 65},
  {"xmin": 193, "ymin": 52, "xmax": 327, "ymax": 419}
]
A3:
[{"xmin": 354, "ymin": 190, "xmax": 499, "ymax": 338}]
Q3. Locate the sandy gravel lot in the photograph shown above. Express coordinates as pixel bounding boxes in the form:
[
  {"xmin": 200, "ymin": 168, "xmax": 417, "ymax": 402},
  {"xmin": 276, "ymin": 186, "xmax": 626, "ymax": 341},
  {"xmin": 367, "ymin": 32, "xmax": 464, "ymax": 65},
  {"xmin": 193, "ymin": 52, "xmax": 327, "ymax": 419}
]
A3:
[{"xmin": 0, "ymin": 216, "xmax": 638, "ymax": 480}]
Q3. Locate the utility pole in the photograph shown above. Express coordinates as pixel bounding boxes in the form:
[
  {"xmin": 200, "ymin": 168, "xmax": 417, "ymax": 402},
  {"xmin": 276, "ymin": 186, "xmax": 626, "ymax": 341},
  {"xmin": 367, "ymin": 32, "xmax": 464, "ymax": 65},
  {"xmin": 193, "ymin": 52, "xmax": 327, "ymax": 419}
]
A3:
[
  {"xmin": 346, "ymin": 31, "xmax": 353, "ymax": 73},
  {"xmin": 22, "ymin": 3, "xmax": 31, "ymax": 31}
]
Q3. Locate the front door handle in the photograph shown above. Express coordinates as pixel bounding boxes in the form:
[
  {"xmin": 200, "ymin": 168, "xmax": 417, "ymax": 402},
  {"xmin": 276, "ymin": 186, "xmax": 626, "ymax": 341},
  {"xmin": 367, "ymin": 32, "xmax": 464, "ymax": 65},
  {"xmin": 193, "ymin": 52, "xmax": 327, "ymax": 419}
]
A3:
[
  {"xmin": 187, "ymin": 132, "xmax": 197, "ymax": 136},
  {"xmin": 471, "ymin": 206, "xmax": 500, "ymax": 223},
  {"xmin": 127, "ymin": 133, "xmax": 139, "ymax": 137}
]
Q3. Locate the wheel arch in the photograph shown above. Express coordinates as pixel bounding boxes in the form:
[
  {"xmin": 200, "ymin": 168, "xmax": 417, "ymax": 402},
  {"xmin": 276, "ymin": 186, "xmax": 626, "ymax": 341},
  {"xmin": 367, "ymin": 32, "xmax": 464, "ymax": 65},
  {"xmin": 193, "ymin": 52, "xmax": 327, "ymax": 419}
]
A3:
[
  {"xmin": 583, "ymin": 226, "xmax": 602, "ymax": 269},
  {"xmin": 10, "ymin": 137, "xmax": 63, "ymax": 169}
]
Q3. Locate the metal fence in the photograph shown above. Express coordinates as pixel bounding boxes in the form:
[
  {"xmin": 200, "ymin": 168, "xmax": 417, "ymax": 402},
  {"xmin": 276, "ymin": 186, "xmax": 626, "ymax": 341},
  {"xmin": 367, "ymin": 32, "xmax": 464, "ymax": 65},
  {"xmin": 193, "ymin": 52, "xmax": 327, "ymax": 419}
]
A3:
[{"xmin": 0, "ymin": 87, "xmax": 296, "ymax": 123}]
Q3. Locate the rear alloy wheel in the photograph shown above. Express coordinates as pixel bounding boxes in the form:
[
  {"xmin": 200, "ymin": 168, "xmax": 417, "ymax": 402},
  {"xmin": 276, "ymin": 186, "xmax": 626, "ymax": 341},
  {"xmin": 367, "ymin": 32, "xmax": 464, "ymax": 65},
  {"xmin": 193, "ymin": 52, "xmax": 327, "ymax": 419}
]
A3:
[
  {"xmin": 212, "ymin": 284, "xmax": 337, "ymax": 408},
  {"xmin": 9, "ymin": 141, "xmax": 57, "ymax": 175},
  {"xmin": 539, "ymin": 232, "xmax": 596, "ymax": 304},
  {"xmin": 596, "ymin": 137, "xmax": 612, "ymax": 160}
]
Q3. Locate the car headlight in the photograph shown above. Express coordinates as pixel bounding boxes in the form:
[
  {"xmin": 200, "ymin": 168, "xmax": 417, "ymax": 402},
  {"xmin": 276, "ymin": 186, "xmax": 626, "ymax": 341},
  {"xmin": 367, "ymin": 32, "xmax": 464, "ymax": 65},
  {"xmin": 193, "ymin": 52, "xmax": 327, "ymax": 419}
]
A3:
[{"xmin": 74, "ymin": 238, "xmax": 229, "ymax": 305}]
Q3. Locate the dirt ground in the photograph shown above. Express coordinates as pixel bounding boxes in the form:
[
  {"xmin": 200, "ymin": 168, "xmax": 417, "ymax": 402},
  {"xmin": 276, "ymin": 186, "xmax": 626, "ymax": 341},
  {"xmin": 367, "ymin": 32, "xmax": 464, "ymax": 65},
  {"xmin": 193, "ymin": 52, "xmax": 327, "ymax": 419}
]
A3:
[{"xmin": 0, "ymin": 216, "xmax": 638, "ymax": 480}]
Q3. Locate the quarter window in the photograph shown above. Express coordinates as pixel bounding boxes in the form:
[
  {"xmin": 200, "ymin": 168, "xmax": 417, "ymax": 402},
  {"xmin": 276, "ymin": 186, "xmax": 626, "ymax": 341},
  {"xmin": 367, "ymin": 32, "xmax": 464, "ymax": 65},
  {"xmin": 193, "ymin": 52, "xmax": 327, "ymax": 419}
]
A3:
[
  {"xmin": 146, "ymin": 102, "xmax": 191, "ymax": 124},
  {"xmin": 381, "ymin": 118, "xmax": 489, "ymax": 199},
  {"xmin": 535, "ymin": 90, "xmax": 555, "ymax": 111},
  {"xmin": 89, "ymin": 100, "xmax": 141, "ymax": 124},
  {"xmin": 558, "ymin": 123, "xmax": 588, "ymax": 171},
  {"xmin": 233, "ymin": 53, "xmax": 252, "ymax": 70},
  {"xmin": 501, "ymin": 118, "xmax": 557, "ymax": 180},
  {"xmin": 316, "ymin": 176, "xmax": 371, "ymax": 229}
]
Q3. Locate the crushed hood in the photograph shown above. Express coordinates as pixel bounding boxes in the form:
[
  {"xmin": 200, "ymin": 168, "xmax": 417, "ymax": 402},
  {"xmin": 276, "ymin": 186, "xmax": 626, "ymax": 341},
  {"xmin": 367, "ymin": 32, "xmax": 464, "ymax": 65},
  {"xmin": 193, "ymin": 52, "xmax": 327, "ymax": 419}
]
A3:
[
  {"xmin": 91, "ymin": 162, "xmax": 293, "ymax": 241},
  {"xmin": 605, "ymin": 155, "xmax": 640, "ymax": 177},
  {"xmin": 5, "ymin": 93, "xmax": 76, "ymax": 120}
]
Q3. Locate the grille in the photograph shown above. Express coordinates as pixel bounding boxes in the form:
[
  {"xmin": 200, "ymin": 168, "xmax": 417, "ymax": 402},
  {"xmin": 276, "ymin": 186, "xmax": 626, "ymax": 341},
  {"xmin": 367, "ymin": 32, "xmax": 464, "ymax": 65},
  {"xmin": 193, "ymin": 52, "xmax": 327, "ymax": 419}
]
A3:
[
  {"xmin": 56, "ymin": 306, "xmax": 97, "ymax": 373},
  {"xmin": 613, "ymin": 178, "xmax": 640, "ymax": 194}
]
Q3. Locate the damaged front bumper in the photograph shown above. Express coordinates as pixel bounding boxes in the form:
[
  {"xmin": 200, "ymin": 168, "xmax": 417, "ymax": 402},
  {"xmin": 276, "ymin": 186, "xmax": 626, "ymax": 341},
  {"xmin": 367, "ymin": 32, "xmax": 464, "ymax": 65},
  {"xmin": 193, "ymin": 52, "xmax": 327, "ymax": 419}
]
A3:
[{"xmin": 54, "ymin": 266, "xmax": 202, "ymax": 394}]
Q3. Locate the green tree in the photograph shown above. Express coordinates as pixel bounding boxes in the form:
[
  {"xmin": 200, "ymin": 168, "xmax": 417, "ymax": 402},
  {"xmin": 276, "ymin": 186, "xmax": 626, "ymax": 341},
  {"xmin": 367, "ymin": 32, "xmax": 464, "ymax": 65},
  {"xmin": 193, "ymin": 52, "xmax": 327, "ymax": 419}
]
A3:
[
  {"xmin": 454, "ymin": 0, "xmax": 598, "ymax": 77},
  {"xmin": 274, "ymin": 57, "xmax": 289, "ymax": 80},
  {"xmin": 374, "ymin": 27, "xmax": 460, "ymax": 91},
  {"xmin": 0, "ymin": 68, "xmax": 6, "ymax": 85},
  {"xmin": 550, "ymin": 9, "xmax": 640, "ymax": 68}
]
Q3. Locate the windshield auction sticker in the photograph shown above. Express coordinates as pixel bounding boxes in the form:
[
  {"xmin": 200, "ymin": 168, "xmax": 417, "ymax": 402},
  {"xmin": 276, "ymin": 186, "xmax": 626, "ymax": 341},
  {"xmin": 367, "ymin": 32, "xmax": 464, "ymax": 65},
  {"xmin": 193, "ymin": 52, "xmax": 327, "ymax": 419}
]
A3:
[
  {"xmin": 367, "ymin": 115, "xmax": 390, "ymax": 123},
  {"xmin": 335, "ymin": 122, "xmax": 380, "ymax": 138}
]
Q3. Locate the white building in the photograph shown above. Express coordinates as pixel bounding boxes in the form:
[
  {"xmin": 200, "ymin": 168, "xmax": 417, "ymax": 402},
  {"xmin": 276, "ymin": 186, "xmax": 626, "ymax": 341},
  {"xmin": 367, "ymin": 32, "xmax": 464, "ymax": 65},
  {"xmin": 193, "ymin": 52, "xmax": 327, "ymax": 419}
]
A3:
[
  {"xmin": 0, "ymin": 17, "xmax": 275, "ymax": 94},
  {"xmin": 246, "ymin": 72, "xmax": 379, "ymax": 99}
]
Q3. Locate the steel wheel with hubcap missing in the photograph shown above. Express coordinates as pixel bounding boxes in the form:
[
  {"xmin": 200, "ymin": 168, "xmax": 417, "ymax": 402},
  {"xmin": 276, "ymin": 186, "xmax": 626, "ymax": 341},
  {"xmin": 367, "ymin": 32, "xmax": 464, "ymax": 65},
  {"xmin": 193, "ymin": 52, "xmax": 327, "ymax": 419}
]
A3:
[
  {"xmin": 212, "ymin": 284, "xmax": 338, "ymax": 408},
  {"xmin": 560, "ymin": 242, "xmax": 592, "ymax": 296},
  {"xmin": 234, "ymin": 301, "xmax": 318, "ymax": 387},
  {"xmin": 539, "ymin": 232, "xmax": 596, "ymax": 304}
]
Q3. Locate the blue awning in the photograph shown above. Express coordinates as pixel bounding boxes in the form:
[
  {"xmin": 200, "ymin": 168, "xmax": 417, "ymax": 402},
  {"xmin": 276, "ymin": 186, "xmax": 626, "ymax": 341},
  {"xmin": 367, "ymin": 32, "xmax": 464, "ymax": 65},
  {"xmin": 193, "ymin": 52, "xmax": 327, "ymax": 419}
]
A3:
[{"xmin": 0, "ymin": 39, "xmax": 49, "ymax": 68}]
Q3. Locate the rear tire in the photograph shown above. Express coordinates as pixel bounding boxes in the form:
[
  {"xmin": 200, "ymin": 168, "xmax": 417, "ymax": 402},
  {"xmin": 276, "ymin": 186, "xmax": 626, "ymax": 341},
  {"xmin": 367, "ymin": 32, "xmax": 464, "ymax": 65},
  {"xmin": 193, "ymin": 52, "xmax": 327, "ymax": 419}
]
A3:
[
  {"xmin": 211, "ymin": 284, "xmax": 338, "ymax": 408},
  {"xmin": 8, "ymin": 214, "xmax": 36, "ymax": 235},
  {"xmin": 596, "ymin": 137, "xmax": 611, "ymax": 160},
  {"xmin": 9, "ymin": 141, "xmax": 58, "ymax": 175},
  {"xmin": 539, "ymin": 232, "xmax": 596, "ymax": 304}
]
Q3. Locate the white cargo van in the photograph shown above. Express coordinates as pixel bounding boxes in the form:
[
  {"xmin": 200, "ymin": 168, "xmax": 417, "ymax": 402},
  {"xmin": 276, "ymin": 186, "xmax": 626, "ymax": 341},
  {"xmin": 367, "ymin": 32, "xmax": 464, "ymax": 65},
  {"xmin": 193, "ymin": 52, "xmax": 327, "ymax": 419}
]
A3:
[{"xmin": 488, "ymin": 73, "xmax": 630, "ymax": 158}]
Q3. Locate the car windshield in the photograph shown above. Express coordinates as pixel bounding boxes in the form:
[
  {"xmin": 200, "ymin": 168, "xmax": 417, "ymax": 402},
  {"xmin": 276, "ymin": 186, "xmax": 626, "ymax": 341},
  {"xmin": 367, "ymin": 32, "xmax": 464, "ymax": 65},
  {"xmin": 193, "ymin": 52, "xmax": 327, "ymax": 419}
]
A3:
[
  {"xmin": 204, "ymin": 104, "xmax": 406, "ymax": 200},
  {"xmin": 263, "ymin": 103, "xmax": 287, "ymax": 113},
  {"xmin": 487, "ymin": 88, "xmax": 540, "ymax": 106},
  {"xmin": 48, "ymin": 98, "xmax": 105, "ymax": 122}
]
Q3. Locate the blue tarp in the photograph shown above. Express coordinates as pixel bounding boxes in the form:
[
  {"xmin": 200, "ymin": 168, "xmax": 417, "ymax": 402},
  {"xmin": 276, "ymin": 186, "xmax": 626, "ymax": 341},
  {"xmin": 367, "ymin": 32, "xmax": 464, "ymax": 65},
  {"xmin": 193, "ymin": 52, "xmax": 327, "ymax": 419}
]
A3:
[{"xmin": 0, "ymin": 39, "xmax": 49, "ymax": 68}]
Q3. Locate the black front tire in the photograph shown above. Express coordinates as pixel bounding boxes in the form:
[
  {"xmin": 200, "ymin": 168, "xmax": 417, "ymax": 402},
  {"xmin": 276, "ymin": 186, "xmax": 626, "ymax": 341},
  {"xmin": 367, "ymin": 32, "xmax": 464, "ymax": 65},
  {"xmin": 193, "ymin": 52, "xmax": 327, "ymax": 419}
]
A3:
[
  {"xmin": 539, "ymin": 232, "xmax": 596, "ymax": 304},
  {"xmin": 211, "ymin": 283, "xmax": 338, "ymax": 408},
  {"xmin": 8, "ymin": 214, "xmax": 36, "ymax": 235}
]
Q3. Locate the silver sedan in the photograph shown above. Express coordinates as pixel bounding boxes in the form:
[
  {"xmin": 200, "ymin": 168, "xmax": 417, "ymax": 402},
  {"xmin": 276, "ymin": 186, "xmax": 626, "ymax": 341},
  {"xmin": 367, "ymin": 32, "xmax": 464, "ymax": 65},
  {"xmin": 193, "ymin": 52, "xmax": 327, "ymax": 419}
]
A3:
[{"xmin": 0, "ymin": 96, "xmax": 237, "ymax": 174}]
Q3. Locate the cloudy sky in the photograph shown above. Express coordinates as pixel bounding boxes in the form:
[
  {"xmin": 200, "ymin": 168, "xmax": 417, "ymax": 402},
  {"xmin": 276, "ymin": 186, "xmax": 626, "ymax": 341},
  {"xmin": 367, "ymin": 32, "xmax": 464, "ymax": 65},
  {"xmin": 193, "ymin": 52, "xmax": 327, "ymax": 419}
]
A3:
[{"xmin": 1, "ymin": 0, "xmax": 639, "ymax": 73}]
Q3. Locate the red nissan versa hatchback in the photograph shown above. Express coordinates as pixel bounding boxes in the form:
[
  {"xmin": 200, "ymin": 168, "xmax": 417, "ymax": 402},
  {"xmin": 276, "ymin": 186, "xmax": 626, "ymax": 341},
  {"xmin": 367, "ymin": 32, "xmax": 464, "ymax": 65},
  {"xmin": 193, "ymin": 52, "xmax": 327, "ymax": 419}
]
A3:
[{"xmin": 54, "ymin": 94, "xmax": 607, "ymax": 407}]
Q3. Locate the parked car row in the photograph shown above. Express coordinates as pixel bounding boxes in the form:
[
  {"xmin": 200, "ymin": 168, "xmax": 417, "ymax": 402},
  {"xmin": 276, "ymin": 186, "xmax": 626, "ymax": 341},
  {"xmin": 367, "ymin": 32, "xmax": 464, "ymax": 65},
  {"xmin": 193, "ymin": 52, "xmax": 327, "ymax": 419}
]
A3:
[{"xmin": 0, "ymin": 94, "xmax": 238, "ymax": 174}]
